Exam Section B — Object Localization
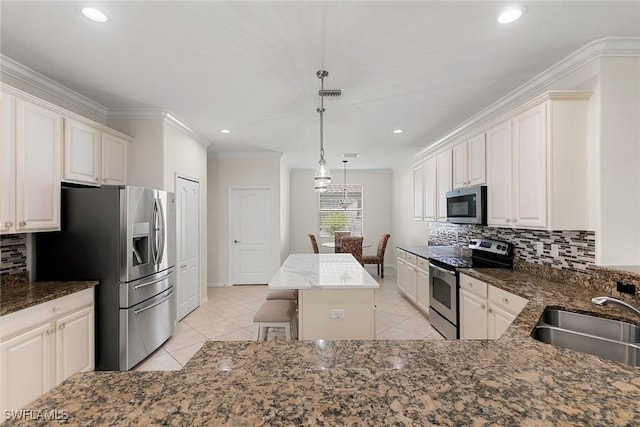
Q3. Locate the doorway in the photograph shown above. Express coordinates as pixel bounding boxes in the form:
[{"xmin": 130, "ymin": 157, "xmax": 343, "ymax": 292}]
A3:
[
  {"xmin": 229, "ymin": 187, "xmax": 273, "ymax": 285},
  {"xmin": 176, "ymin": 175, "xmax": 200, "ymax": 320}
]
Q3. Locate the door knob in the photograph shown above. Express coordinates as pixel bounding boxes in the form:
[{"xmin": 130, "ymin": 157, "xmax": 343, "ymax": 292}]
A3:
[{"xmin": 234, "ymin": 240, "xmax": 241, "ymax": 243}]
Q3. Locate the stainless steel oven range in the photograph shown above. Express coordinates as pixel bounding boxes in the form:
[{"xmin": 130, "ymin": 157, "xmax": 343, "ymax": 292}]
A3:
[{"xmin": 428, "ymin": 239, "xmax": 514, "ymax": 340}]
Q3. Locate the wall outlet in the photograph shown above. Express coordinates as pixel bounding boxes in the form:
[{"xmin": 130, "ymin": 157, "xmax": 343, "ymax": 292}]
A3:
[
  {"xmin": 551, "ymin": 244, "xmax": 559, "ymax": 258},
  {"xmin": 536, "ymin": 242, "xmax": 544, "ymax": 256},
  {"xmin": 330, "ymin": 309, "xmax": 345, "ymax": 319}
]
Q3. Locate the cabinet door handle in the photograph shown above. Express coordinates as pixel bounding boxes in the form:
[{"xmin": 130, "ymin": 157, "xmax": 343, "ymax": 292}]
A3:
[
  {"xmin": 513, "ymin": 219, "xmax": 517, "ymax": 223},
  {"xmin": 19, "ymin": 221, "xmax": 26, "ymax": 226},
  {"xmin": 505, "ymin": 219, "xmax": 510, "ymax": 223},
  {"xmin": 4, "ymin": 221, "xmax": 12, "ymax": 227},
  {"xmin": 46, "ymin": 329, "xmax": 54, "ymax": 335},
  {"xmin": 59, "ymin": 324, "xmax": 65, "ymax": 330},
  {"xmin": 53, "ymin": 306, "xmax": 61, "ymax": 313},
  {"xmin": 103, "ymin": 178, "xmax": 108, "ymax": 183},
  {"xmin": 95, "ymin": 177, "xmax": 100, "ymax": 182},
  {"xmin": 488, "ymin": 308, "xmax": 493, "ymax": 313},
  {"xmin": 502, "ymin": 297, "xmax": 509, "ymax": 304},
  {"xmin": 481, "ymin": 304, "xmax": 486, "ymax": 310}
]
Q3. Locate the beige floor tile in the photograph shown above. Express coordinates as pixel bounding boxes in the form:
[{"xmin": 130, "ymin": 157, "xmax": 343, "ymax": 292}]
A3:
[
  {"xmin": 162, "ymin": 327, "xmax": 208, "ymax": 352},
  {"xmin": 182, "ymin": 307, "xmax": 225, "ymax": 328},
  {"xmin": 168, "ymin": 342, "xmax": 205, "ymax": 366},
  {"xmin": 214, "ymin": 328, "xmax": 254, "ymax": 341},
  {"xmin": 228, "ymin": 312, "xmax": 258, "ymax": 329},
  {"xmin": 375, "ymin": 310, "xmax": 409, "ymax": 326},
  {"xmin": 394, "ymin": 313, "xmax": 432, "ymax": 334},
  {"xmin": 134, "ymin": 353, "xmax": 182, "ymax": 371},
  {"xmin": 195, "ymin": 320, "xmax": 244, "ymax": 340},
  {"xmin": 376, "ymin": 327, "xmax": 427, "ymax": 340},
  {"xmin": 207, "ymin": 302, "xmax": 253, "ymax": 319}
]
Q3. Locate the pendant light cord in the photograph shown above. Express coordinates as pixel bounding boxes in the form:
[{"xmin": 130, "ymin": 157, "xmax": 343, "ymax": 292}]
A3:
[{"xmin": 318, "ymin": 71, "xmax": 326, "ymax": 160}]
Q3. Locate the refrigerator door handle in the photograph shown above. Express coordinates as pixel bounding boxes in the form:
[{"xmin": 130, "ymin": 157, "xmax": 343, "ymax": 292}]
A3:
[
  {"xmin": 156, "ymin": 198, "xmax": 165, "ymax": 265},
  {"xmin": 151, "ymin": 199, "xmax": 160, "ymax": 265}
]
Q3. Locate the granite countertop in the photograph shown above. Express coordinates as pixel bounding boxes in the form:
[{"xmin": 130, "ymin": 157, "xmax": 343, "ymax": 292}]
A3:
[
  {"xmin": 6, "ymin": 265, "xmax": 640, "ymax": 425},
  {"xmin": 268, "ymin": 253, "xmax": 379, "ymax": 290},
  {"xmin": 0, "ymin": 274, "xmax": 98, "ymax": 317}
]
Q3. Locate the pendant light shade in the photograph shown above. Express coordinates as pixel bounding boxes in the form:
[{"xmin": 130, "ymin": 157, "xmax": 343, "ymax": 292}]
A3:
[
  {"xmin": 338, "ymin": 160, "xmax": 352, "ymax": 208},
  {"xmin": 314, "ymin": 70, "xmax": 331, "ymax": 191}
]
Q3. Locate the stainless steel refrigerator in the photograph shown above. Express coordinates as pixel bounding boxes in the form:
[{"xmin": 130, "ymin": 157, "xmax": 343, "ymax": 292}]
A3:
[{"xmin": 35, "ymin": 185, "xmax": 176, "ymax": 371}]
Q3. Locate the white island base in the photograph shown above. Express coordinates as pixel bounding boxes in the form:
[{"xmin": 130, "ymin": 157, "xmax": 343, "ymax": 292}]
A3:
[{"xmin": 268, "ymin": 254, "xmax": 379, "ymax": 341}]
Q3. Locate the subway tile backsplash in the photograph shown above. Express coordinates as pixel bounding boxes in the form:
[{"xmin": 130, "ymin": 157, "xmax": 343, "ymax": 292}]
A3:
[
  {"xmin": 428, "ymin": 222, "xmax": 595, "ymax": 273},
  {"xmin": 1, "ymin": 234, "xmax": 28, "ymax": 277}
]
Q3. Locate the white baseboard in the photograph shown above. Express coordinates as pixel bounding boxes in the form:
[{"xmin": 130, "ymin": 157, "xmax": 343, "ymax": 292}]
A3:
[{"xmin": 207, "ymin": 282, "xmax": 227, "ymax": 287}]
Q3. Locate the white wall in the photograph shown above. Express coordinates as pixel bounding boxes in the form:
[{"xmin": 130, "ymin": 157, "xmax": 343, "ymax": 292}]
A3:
[
  {"xmin": 207, "ymin": 156, "xmax": 283, "ymax": 285},
  {"xmin": 280, "ymin": 157, "xmax": 291, "ymax": 263},
  {"xmin": 289, "ymin": 169, "xmax": 393, "ymax": 262},
  {"xmin": 108, "ymin": 117, "xmax": 165, "ymax": 190},
  {"xmin": 390, "ymin": 164, "xmax": 430, "ymax": 261},
  {"xmin": 163, "ymin": 121, "xmax": 208, "ymax": 302}
]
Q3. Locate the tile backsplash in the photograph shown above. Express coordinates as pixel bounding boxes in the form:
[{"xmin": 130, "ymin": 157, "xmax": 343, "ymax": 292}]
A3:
[
  {"xmin": 428, "ymin": 222, "xmax": 595, "ymax": 273},
  {"xmin": 1, "ymin": 234, "xmax": 28, "ymax": 277}
]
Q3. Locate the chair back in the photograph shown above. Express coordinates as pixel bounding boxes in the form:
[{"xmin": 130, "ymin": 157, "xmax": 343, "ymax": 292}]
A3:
[
  {"xmin": 377, "ymin": 234, "xmax": 391, "ymax": 259},
  {"xmin": 334, "ymin": 231, "xmax": 351, "ymax": 252},
  {"xmin": 308, "ymin": 233, "xmax": 319, "ymax": 254},
  {"xmin": 340, "ymin": 236, "xmax": 363, "ymax": 265}
]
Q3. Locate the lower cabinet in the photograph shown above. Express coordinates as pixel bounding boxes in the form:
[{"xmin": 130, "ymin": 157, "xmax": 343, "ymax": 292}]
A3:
[
  {"xmin": 0, "ymin": 288, "xmax": 94, "ymax": 412},
  {"xmin": 396, "ymin": 250, "xmax": 430, "ymax": 316},
  {"xmin": 404, "ymin": 253, "xmax": 418, "ymax": 302},
  {"xmin": 459, "ymin": 273, "xmax": 527, "ymax": 339},
  {"xmin": 416, "ymin": 263, "xmax": 430, "ymax": 314},
  {"xmin": 396, "ymin": 251, "xmax": 406, "ymax": 293}
]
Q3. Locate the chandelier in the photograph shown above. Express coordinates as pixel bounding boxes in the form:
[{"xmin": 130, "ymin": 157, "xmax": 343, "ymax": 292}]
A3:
[
  {"xmin": 314, "ymin": 70, "xmax": 331, "ymax": 192},
  {"xmin": 338, "ymin": 160, "xmax": 352, "ymax": 208}
]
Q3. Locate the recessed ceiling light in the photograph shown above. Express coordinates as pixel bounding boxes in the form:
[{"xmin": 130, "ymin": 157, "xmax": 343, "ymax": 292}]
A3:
[
  {"xmin": 82, "ymin": 7, "xmax": 108, "ymax": 23},
  {"xmin": 498, "ymin": 7, "xmax": 526, "ymax": 24},
  {"xmin": 220, "ymin": 129, "xmax": 231, "ymax": 134},
  {"xmin": 393, "ymin": 129, "xmax": 403, "ymax": 134}
]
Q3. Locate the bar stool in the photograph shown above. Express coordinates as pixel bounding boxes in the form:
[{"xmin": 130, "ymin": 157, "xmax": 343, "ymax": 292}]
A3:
[
  {"xmin": 265, "ymin": 289, "xmax": 298, "ymax": 301},
  {"xmin": 253, "ymin": 300, "xmax": 297, "ymax": 341}
]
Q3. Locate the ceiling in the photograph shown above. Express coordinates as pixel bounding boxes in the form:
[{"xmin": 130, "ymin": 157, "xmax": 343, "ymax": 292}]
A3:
[{"xmin": 1, "ymin": 1, "xmax": 639, "ymax": 170}]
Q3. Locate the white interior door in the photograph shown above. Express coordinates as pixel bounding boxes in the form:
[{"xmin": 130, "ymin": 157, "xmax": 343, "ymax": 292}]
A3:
[
  {"xmin": 230, "ymin": 188, "xmax": 272, "ymax": 285},
  {"xmin": 176, "ymin": 176, "xmax": 200, "ymax": 320}
]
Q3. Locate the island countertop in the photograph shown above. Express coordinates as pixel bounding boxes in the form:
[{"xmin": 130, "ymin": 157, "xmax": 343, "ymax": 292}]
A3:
[{"xmin": 268, "ymin": 253, "xmax": 379, "ymax": 290}]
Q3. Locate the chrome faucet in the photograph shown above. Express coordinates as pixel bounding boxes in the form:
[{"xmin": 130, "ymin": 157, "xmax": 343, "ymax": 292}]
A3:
[{"xmin": 591, "ymin": 296, "xmax": 640, "ymax": 317}]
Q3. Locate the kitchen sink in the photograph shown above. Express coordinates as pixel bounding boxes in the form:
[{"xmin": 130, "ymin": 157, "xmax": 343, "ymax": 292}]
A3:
[{"xmin": 532, "ymin": 308, "xmax": 640, "ymax": 367}]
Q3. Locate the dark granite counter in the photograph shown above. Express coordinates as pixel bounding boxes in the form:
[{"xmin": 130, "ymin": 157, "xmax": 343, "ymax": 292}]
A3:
[
  {"xmin": 0, "ymin": 274, "xmax": 98, "ymax": 316},
  {"xmin": 4, "ymin": 264, "xmax": 640, "ymax": 425}
]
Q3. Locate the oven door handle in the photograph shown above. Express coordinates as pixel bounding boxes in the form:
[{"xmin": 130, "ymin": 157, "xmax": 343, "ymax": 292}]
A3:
[{"xmin": 429, "ymin": 263, "xmax": 456, "ymax": 276}]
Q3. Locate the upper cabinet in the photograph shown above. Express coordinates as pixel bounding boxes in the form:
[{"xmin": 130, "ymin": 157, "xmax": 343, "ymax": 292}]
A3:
[
  {"xmin": 1, "ymin": 96, "xmax": 62, "ymax": 234},
  {"xmin": 423, "ymin": 158, "xmax": 437, "ymax": 221},
  {"xmin": 487, "ymin": 93, "xmax": 591, "ymax": 230},
  {"xmin": 435, "ymin": 149, "xmax": 452, "ymax": 221},
  {"xmin": 412, "ymin": 164, "xmax": 424, "ymax": 220},
  {"xmin": 2, "ymin": 84, "xmax": 131, "ymax": 234},
  {"xmin": 453, "ymin": 134, "xmax": 485, "ymax": 189},
  {"xmin": 101, "ymin": 132, "xmax": 127, "ymax": 185},
  {"xmin": 63, "ymin": 120, "xmax": 128, "ymax": 186}
]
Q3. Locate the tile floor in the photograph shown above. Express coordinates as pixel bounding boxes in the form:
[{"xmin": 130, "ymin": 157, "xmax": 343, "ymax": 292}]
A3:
[{"xmin": 134, "ymin": 266, "xmax": 443, "ymax": 371}]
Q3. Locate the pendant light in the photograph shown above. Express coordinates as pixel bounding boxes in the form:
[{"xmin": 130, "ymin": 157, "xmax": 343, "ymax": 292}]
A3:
[
  {"xmin": 314, "ymin": 70, "xmax": 331, "ymax": 192},
  {"xmin": 338, "ymin": 160, "xmax": 352, "ymax": 209}
]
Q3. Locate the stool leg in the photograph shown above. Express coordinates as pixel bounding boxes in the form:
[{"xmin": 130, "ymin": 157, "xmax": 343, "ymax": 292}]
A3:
[
  {"xmin": 260, "ymin": 325, "xmax": 268, "ymax": 341},
  {"xmin": 253, "ymin": 324, "xmax": 260, "ymax": 341},
  {"xmin": 284, "ymin": 323, "xmax": 291, "ymax": 341}
]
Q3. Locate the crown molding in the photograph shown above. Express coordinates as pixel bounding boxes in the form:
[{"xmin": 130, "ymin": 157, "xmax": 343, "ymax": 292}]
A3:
[
  {"xmin": 414, "ymin": 37, "xmax": 640, "ymax": 160},
  {"xmin": 0, "ymin": 54, "xmax": 108, "ymax": 118},
  {"xmin": 165, "ymin": 112, "xmax": 211, "ymax": 147},
  {"xmin": 208, "ymin": 151, "xmax": 283, "ymax": 159}
]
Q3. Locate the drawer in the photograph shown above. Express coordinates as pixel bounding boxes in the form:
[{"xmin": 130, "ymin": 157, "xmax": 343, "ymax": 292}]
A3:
[
  {"xmin": 488, "ymin": 285, "xmax": 528, "ymax": 314},
  {"xmin": 417, "ymin": 257, "xmax": 429, "ymax": 271},
  {"xmin": 459, "ymin": 273, "xmax": 487, "ymax": 299},
  {"xmin": 405, "ymin": 253, "xmax": 417, "ymax": 265},
  {"xmin": 397, "ymin": 249, "xmax": 406, "ymax": 260}
]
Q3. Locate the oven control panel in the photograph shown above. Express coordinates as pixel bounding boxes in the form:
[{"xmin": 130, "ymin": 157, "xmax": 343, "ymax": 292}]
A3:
[{"xmin": 468, "ymin": 239, "xmax": 512, "ymax": 256}]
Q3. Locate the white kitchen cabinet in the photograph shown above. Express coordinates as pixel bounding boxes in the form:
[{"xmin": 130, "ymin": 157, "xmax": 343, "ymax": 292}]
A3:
[
  {"xmin": 0, "ymin": 92, "xmax": 15, "ymax": 234},
  {"xmin": 460, "ymin": 289, "xmax": 488, "ymax": 339},
  {"xmin": 423, "ymin": 158, "xmax": 437, "ymax": 221},
  {"xmin": 416, "ymin": 258, "xmax": 430, "ymax": 314},
  {"xmin": 63, "ymin": 118, "xmax": 101, "ymax": 186},
  {"xmin": 436, "ymin": 149, "xmax": 452, "ymax": 221},
  {"xmin": 487, "ymin": 92, "xmax": 591, "ymax": 230},
  {"xmin": 101, "ymin": 132, "xmax": 128, "ymax": 185},
  {"xmin": 404, "ymin": 253, "xmax": 417, "ymax": 302},
  {"xmin": 412, "ymin": 164, "xmax": 424, "ymax": 220},
  {"xmin": 14, "ymin": 97, "xmax": 62, "ymax": 233},
  {"xmin": 0, "ymin": 288, "xmax": 94, "ymax": 412},
  {"xmin": 453, "ymin": 134, "xmax": 485, "ymax": 189},
  {"xmin": 396, "ymin": 251, "xmax": 406, "ymax": 293},
  {"xmin": 459, "ymin": 273, "xmax": 527, "ymax": 340}
]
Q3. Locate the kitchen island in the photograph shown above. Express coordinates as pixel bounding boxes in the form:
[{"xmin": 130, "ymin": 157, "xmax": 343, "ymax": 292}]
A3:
[{"xmin": 268, "ymin": 254, "xmax": 379, "ymax": 340}]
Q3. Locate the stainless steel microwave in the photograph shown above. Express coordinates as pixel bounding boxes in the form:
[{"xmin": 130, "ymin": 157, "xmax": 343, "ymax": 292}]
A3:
[{"xmin": 446, "ymin": 185, "xmax": 487, "ymax": 225}]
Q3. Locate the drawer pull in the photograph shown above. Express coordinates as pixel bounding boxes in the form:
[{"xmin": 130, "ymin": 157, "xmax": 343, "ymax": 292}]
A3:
[
  {"xmin": 59, "ymin": 324, "xmax": 66, "ymax": 330},
  {"xmin": 488, "ymin": 308, "xmax": 493, "ymax": 313},
  {"xmin": 19, "ymin": 221, "xmax": 26, "ymax": 226},
  {"xmin": 53, "ymin": 306, "xmax": 61, "ymax": 312},
  {"xmin": 481, "ymin": 304, "xmax": 486, "ymax": 310},
  {"xmin": 5, "ymin": 221, "xmax": 12, "ymax": 227},
  {"xmin": 503, "ymin": 297, "xmax": 509, "ymax": 304},
  {"xmin": 46, "ymin": 329, "xmax": 54, "ymax": 335}
]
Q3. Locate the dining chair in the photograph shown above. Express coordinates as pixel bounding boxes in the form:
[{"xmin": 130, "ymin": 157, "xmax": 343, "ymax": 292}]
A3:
[
  {"xmin": 308, "ymin": 233, "xmax": 319, "ymax": 254},
  {"xmin": 362, "ymin": 233, "xmax": 391, "ymax": 278},
  {"xmin": 340, "ymin": 236, "xmax": 363, "ymax": 265},
  {"xmin": 333, "ymin": 231, "xmax": 351, "ymax": 253}
]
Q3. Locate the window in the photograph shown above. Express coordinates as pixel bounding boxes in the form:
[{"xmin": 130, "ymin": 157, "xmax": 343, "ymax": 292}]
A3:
[{"xmin": 318, "ymin": 184, "xmax": 363, "ymax": 238}]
